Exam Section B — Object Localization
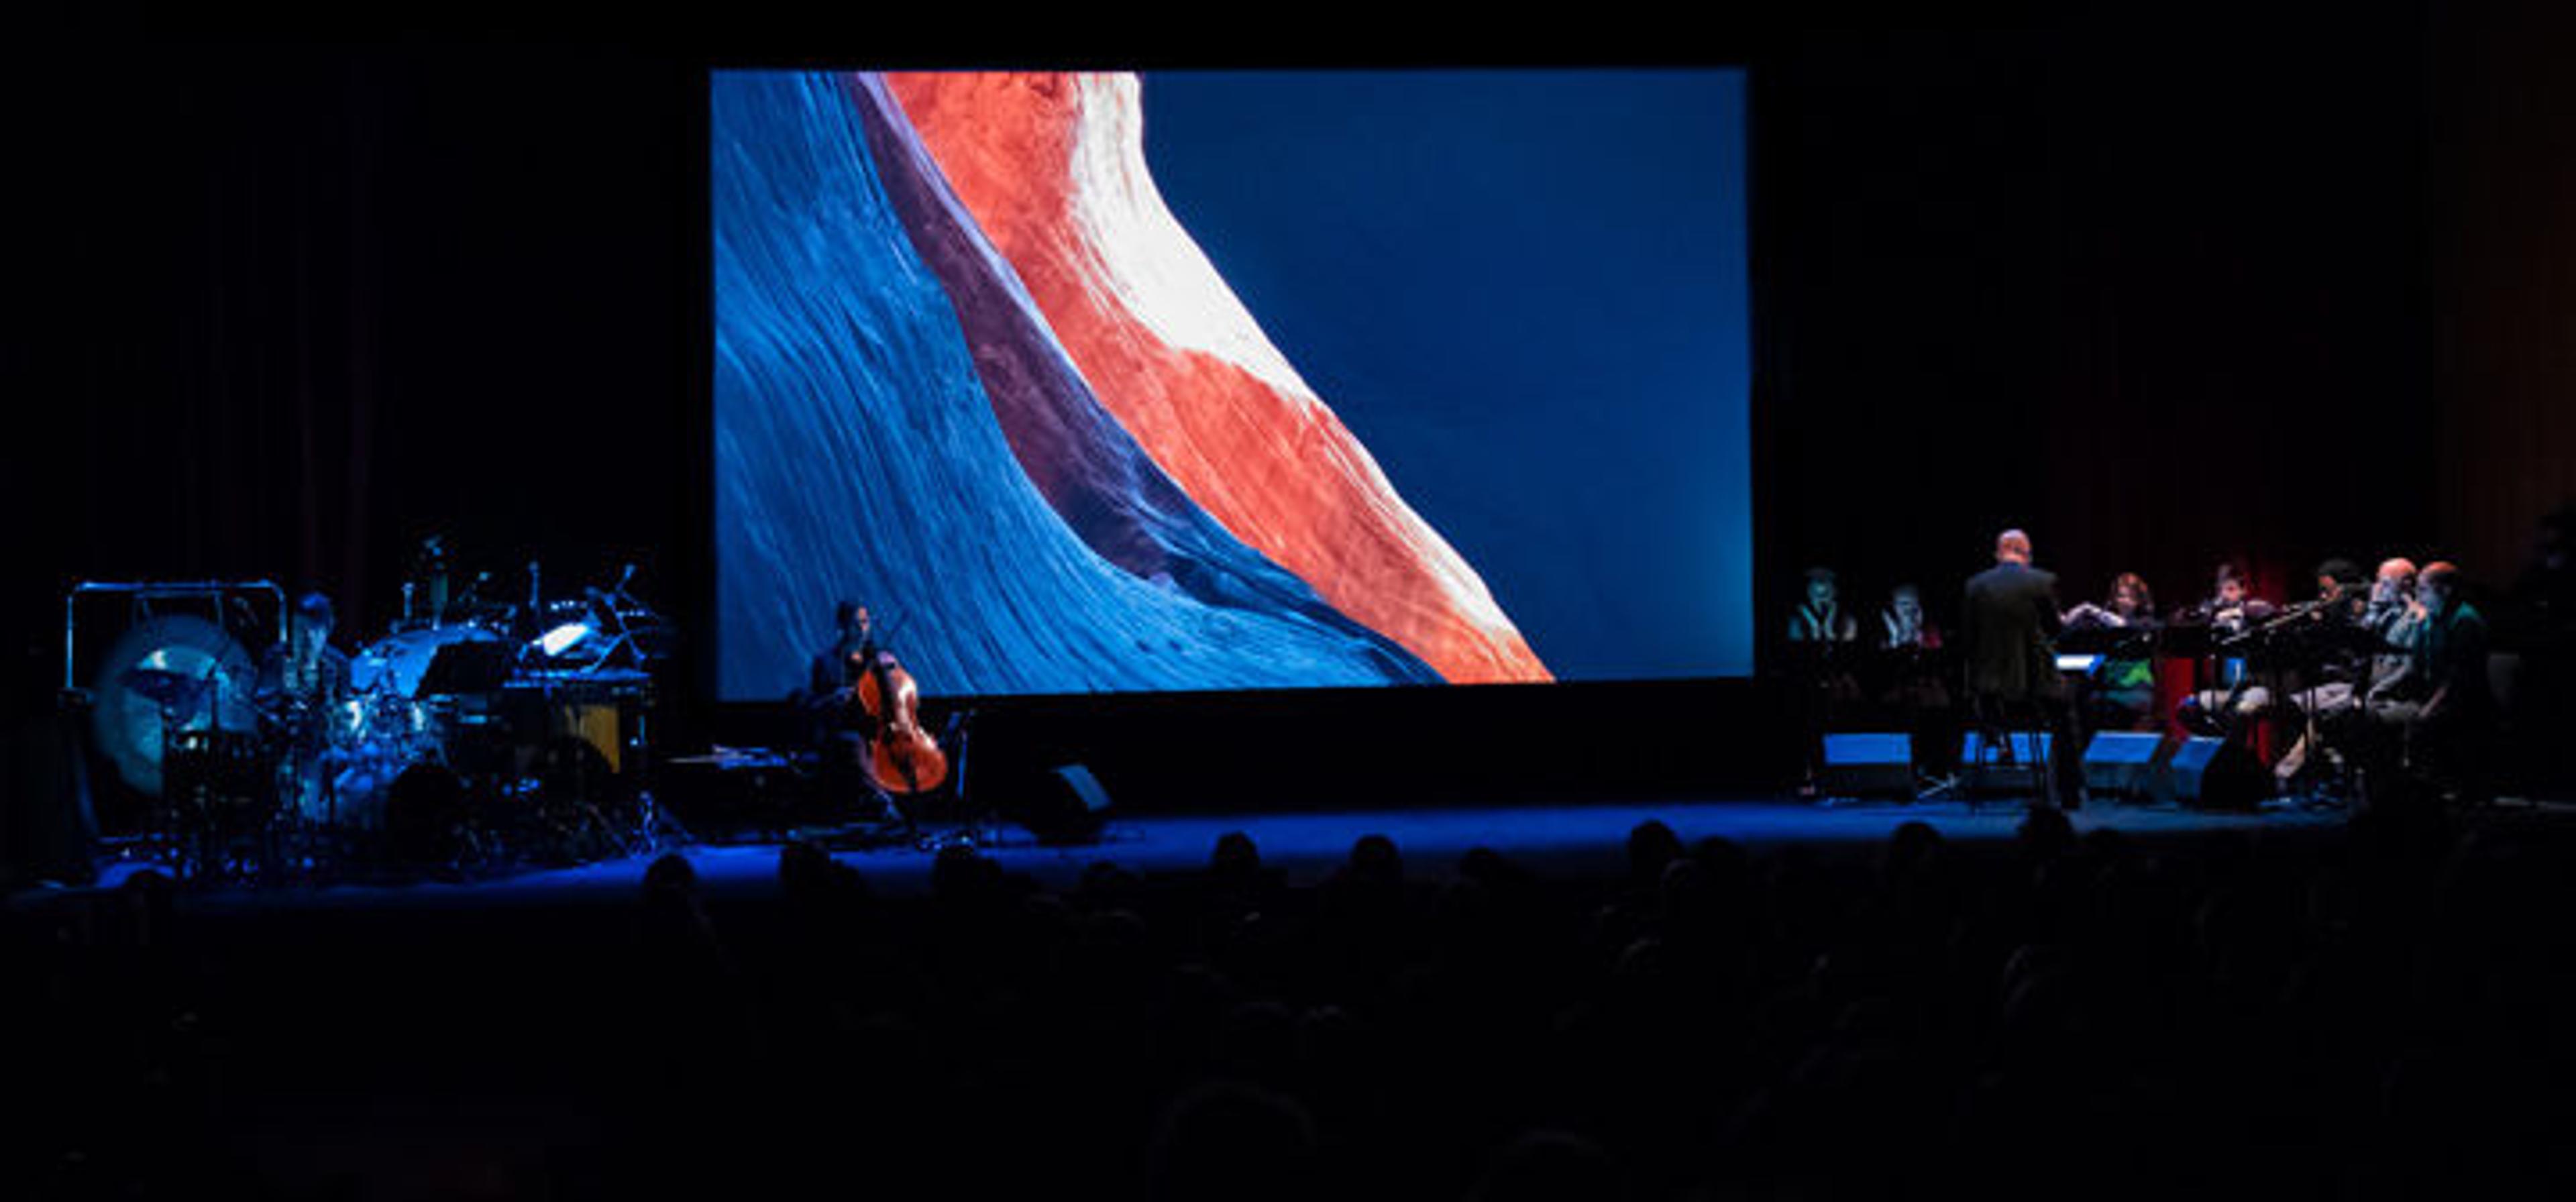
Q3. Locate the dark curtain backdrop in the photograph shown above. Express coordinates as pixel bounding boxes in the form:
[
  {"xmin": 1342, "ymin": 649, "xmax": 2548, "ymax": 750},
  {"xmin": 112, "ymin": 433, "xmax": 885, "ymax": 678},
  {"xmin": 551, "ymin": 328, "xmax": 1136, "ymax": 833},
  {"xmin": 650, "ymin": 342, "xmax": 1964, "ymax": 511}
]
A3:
[
  {"xmin": 1753, "ymin": 10, "xmax": 2443, "ymax": 648},
  {"xmin": 2433, "ymin": 0, "xmax": 2576, "ymax": 581},
  {"xmin": 1750, "ymin": 1, "xmax": 2569, "ymax": 658},
  {"xmin": 2, "ymin": 38, "xmax": 704, "ymax": 729},
  {"xmin": 4, "ymin": 4, "xmax": 2569, "ymax": 740}
]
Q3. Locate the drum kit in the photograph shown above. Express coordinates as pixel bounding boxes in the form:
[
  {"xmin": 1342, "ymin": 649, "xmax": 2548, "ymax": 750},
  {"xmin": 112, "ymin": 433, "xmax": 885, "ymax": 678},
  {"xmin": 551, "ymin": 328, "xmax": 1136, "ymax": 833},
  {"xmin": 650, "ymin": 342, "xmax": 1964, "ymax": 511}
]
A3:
[{"xmin": 82, "ymin": 559, "xmax": 679, "ymax": 883}]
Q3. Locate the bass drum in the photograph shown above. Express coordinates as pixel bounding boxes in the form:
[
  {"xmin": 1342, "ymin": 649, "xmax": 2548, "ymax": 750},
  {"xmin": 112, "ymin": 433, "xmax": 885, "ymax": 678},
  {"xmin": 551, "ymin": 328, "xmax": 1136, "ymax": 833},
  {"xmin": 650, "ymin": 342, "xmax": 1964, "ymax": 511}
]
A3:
[
  {"xmin": 321, "ymin": 744, "xmax": 408, "ymax": 829},
  {"xmin": 297, "ymin": 703, "xmax": 448, "ymax": 829},
  {"xmin": 353, "ymin": 624, "xmax": 505, "ymax": 699}
]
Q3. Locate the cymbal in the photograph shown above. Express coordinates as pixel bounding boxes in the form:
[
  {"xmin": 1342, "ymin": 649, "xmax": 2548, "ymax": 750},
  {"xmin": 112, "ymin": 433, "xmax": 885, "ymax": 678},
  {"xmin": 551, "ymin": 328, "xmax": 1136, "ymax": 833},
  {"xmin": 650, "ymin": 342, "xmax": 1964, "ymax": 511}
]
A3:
[{"xmin": 668, "ymin": 746, "xmax": 792, "ymax": 769}]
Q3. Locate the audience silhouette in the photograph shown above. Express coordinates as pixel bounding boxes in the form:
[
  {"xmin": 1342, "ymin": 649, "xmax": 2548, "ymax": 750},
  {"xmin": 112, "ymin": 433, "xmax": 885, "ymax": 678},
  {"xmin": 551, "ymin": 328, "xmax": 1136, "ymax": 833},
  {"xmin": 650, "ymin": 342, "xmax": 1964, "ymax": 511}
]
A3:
[{"xmin": 7, "ymin": 808, "xmax": 2574, "ymax": 1199}]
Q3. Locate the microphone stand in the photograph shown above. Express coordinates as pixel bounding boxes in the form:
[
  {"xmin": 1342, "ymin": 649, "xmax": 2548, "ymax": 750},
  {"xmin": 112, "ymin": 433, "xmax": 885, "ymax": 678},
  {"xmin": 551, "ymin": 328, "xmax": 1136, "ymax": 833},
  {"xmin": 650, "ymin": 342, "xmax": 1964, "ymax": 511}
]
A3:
[{"xmin": 2241, "ymin": 600, "xmax": 2341, "ymax": 808}]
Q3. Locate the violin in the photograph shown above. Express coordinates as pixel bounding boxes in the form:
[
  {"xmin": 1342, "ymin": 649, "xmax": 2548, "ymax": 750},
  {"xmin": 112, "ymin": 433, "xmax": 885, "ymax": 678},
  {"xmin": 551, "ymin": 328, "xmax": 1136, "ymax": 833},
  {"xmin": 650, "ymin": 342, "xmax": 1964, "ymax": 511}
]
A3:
[{"xmin": 851, "ymin": 643, "xmax": 949, "ymax": 796}]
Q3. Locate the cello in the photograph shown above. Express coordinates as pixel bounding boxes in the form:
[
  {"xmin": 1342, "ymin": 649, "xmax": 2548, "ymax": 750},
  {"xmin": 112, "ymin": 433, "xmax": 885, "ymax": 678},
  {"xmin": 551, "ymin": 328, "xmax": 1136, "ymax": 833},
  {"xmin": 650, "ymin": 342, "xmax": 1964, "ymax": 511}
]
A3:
[{"xmin": 851, "ymin": 637, "xmax": 949, "ymax": 797}]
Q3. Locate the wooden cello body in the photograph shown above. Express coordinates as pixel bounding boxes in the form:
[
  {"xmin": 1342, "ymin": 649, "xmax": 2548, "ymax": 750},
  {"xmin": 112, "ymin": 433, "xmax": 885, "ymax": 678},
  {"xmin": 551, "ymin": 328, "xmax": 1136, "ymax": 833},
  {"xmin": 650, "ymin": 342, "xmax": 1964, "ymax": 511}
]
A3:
[{"xmin": 853, "ymin": 646, "xmax": 949, "ymax": 795}]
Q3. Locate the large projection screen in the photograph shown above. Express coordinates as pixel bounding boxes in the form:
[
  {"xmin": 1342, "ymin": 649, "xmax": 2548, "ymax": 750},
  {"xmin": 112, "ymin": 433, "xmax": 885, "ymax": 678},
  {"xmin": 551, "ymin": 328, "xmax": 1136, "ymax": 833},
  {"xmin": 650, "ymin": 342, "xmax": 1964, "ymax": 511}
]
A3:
[{"xmin": 714, "ymin": 69, "xmax": 1752, "ymax": 700}]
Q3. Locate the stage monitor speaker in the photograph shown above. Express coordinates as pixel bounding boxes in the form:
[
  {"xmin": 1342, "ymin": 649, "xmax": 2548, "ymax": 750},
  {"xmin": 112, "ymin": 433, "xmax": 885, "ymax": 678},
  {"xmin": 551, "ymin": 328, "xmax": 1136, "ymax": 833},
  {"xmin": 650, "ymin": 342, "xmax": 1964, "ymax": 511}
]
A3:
[
  {"xmin": 1009, "ymin": 763, "xmax": 1112, "ymax": 846},
  {"xmin": 1819, "ymin": 732, "xmax": 1913, "ymax": 796},
  {"xmin": 2159, "ymin": 736, "xmax": 2270, "ymax": 810},
  {"xmin": 2081, "ymin": 732, "xmax": 2166, "ymax": 800}
]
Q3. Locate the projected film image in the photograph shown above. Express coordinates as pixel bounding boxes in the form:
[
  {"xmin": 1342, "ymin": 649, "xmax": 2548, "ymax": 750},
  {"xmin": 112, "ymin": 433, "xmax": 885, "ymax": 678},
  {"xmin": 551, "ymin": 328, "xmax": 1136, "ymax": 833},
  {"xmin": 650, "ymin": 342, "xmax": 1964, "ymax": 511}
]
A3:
[{"xmin": 714, "ymin": 70, "xmax": 1752, "ymax": 699}]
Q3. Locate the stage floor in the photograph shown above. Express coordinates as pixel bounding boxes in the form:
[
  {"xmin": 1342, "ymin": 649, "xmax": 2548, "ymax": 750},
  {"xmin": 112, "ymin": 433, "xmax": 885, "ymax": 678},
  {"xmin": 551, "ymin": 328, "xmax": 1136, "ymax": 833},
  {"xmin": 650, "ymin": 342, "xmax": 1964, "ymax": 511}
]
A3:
[{"xmin": 40, "ymin": 791, "xmax": 2381, "ymax": 914}]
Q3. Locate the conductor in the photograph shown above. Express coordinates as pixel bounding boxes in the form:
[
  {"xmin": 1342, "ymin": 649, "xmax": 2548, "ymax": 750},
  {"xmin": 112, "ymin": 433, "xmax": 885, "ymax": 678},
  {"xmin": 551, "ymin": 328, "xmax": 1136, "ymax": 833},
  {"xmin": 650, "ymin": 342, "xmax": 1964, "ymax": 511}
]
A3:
[{"xmin": 1961, "ymin": 529, "xmax": 2084, "ymax": 808}]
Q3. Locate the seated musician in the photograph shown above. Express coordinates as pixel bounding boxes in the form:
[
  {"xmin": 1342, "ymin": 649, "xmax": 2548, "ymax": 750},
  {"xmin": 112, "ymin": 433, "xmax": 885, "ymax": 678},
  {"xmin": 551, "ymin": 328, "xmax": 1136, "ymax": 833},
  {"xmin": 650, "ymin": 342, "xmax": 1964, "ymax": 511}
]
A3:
[
  {"xmin": 2316, "ymin": 558, "xmax": 2370, "ymax": 622},
  {"xmin": 1788, "ymin": 567, "xmax": 1862, "ymax": 646},
  {"xmin": 1785, "ymin": 565, "xmax": 1864, "ymax": 702},
  {"xmin": 2065, "ymin": 572, "xmax": 2161, "ymax": 731},
  {"xmin": 2184, "ymin": 561, "xmax": 2279, "ymax": 632},
  {"xmin": 1874, "ymin": 583, "xmax": 1957, "ymax": 781},
  {"xmin": 2360, "ymin": 561, "xmax": 2493, "ymax": 804},
  {"xmin": 255, "ymin": 592, "xmax": 354, "ymax": 820},
  {"xmin": 2259, "ymin": 558, "xmax": 2367, "ymax": 787},
  {"xmin": 2178, "ymin": 562, "xmax": 2282, "ymax": 734},
  {"xmin": 803, "ymin": 600, "xmax": 904, "ymax": 824},
  {"xmin": 2062, "ymin": 571, "xmax": 2159, "ymax": 633},
  {"xmin": 807, "ymin": 601, "xmax": 876, "ymax": 704},
  {"xmin": 2295, "ymin": 557, "xmax": 2375, "ymax": 683},
  {"xmin": 2277, "ymin": 557, "xmax": 2422, "ymax": 787},
  {"xmin": 1877, "ymin": 582, "xmax": 1940, "ymax": 651},
  {"xmin": 2277, "ymin": 557, "xmax": 2371, "ymax": 677},
  {"xmin": 1786, "ymin": 567, "xmax": 1861, "ymax": 796},
  {"xmin": 806, "ymin": 600, "xmax": 878, "ymax": 742}
]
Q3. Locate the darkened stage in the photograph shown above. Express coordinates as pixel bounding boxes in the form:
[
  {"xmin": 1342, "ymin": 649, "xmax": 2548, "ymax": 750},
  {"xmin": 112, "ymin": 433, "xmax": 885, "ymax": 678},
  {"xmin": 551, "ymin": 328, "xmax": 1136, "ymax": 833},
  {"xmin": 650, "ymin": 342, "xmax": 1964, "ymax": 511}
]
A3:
[
  {"xmin": 10, "ymin": 5, "xmax": 2576, "ymax": 1201},
  {"xmin": 36, "ymin": 793, "xmax": 2360, "ymax": 908}
]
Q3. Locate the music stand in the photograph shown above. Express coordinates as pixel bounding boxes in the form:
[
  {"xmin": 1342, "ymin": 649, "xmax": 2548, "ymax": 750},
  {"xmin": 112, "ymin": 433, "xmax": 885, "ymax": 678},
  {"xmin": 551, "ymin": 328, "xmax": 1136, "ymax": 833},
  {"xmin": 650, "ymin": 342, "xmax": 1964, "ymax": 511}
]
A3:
[{"xmin": 414, "ymin": 641, "xmax": 518, "ymax": 696}]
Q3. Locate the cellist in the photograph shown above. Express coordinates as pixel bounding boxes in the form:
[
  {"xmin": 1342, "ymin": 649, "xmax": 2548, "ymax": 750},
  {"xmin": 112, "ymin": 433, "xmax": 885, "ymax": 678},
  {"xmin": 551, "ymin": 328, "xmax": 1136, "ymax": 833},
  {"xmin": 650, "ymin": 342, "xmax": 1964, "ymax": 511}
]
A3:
[
  {"xmin": 805, "ymin": 600, "xmax": 905, "ymax": 830},
  {"xmin": 807, "ymin": 600, "xmax": 948, "ymax": 830}
]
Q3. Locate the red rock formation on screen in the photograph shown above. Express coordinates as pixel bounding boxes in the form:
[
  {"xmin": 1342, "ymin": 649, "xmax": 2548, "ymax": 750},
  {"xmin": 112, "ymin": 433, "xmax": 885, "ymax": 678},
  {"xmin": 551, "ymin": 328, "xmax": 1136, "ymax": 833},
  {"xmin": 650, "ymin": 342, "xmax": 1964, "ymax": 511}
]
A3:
[{"xmin": 885, "ymin": 72, "xmax": 1549, "ymax": 684}]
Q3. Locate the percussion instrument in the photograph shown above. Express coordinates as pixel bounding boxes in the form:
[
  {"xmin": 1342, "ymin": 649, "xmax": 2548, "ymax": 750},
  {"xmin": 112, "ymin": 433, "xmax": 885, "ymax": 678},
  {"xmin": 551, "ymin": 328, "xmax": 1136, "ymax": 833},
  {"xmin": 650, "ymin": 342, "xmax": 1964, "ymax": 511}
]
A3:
[
  {"xmin": 353, "ymin": 624, "xmax": 506, "ymax": 699},
  {"xmin": 91, "ymin": 614, "xmax": 259, "ymax": 798}
]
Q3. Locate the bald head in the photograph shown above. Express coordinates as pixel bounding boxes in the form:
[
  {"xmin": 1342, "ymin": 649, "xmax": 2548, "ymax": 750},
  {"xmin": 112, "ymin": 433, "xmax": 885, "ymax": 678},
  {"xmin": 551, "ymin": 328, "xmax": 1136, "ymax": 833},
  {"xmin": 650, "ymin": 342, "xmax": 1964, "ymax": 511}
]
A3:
[
  {"xmin": 1994, "ymin": 529, "xmax": 2032, "ymax": 565},
  {"xmin": 2418, "ymin": 561, "xmax": 2463, "ymax": 613},
  {"xmin": 2370, "ymin": 557, "xmax": 2418, "ymax": 605}
]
